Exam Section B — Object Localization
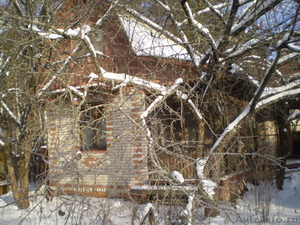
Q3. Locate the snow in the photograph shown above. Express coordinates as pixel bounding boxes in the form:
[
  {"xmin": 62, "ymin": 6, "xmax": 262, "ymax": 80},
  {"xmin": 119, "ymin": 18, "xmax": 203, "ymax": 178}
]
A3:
[
  {"xmin": 203, "ymin": 179, "xmax": 217, "ymax": 198},
  {"xmin": 119, "ymin": 15, "xmax": 192, "ymax": 61},
  {"xmin": 278, "ymin": 52, "xmax": 300, "ymax": 65},
  {"xmin": 60, "ymin": 205, "xmax": 66, "ymax": 212},
  {"xmin": 260, "ymin": 80, "xmax": 300, "ymax": 99},
  {"xmin": 38, "ymin": 75, "xmax": 57, "ymax": 97},
  {"xmin": 196, "ymin": 157, "xmax": 217, "ymax": 198},
  {"xmin": 8, "ymin": 88, "xmax": 21, "ymax": 92},
  {"xmin": 68, "ymin": 86, "xmax": 84, "ymax": 96},
  {"xmin": 209, "ymin": 104, "xmax": 251, "ymax": 157},
  {"xmin": 50, "ymin": 83, "xmax": 106, "ymax": 95},
  {"xmin": 28, "ymin": 24, "xmax": 40, "ymax": 32},
  {"xmin": 0, "ymin": 180, "xmax": 8, "ymax": 185},
  {"xmin": 80, "ymin": 25, "xmax": 91, "ymax": 37},
  {"xmin": 226, "ymin": 38, "xmax": 264, "ymax": 58},
  {"xmin": 172, "ymin": 170, "xmax": 185, "ymax": 183},
  {"xmin": 181, "ymin": 1, "xmax": 217, "ymax": 49},
  {"xmin": 256, "ymin": 87, "xmax": 300, "ymax": 110},
  {"xmin": 83, "ymin": 35, "xmax": 97, "ymax": 57},
  {"xmin": 100, "ymin": 69, "xmax": 166, "ymax": 92},
  {"xmin": 1, "ymin": 171, "xmax": 300, "ymax": 224},
  {"xmin": 181, "ymin": 194, "xmax": 194, "ymax": 225},
  {"xmin": 76, "ymin": 151, "xmax": 81, "ymax": 155},
  {"xmin": 231, "ymin": 0, "xmax": 279, "ymax": 34},
  {"xmin": 287, "ymin": 110, "xmax": 300, "ymax": 122},
  {"xmin": 210, "ymin": 171, "xmax": 300, "ymax": 225},
  {"xmin": 140, "ymin": 202, "xmax": 153, "ymax": 219},
  {"xmin": 88, "ymin": 73, "xmax": 99, "ymax": 79},
  {"xmin": 130, "ymin": 185, "xmax": 197, "ymax": 191},
  {"xmin": 287, "ymin": 43, "xmax": 300, "ymax": 52},
  {"xmin": 277, "ymin": 33, "xmax": 290, "ymax": 48},
  {"xmin": 0, "ymin": 100, "xmax": 20, "ymax": 125},
  {"xmin": 140, "ymin": 95, "xmax": 163, "ymax": 119},
  {"xmin": 38, "ymin": 25, "xmax": 91, "ymax": 40},
  {"xmin": 58, "ymin": 27, "xmax": 81, "ymax": 37},
  {"xmin": 187, "ymin": 99, "xmax": 203, "ymax": 120},
  {"xmin": 196, "ymin": 157, "xmax": 208, "ymax": 179},
  {"xmin": 38, "ymin": 32, "xmax": 63, "ymax": 39}
]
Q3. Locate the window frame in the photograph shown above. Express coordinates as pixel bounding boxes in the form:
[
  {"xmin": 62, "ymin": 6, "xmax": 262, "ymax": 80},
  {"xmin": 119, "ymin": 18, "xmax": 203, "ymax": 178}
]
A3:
[
  {"xmin": 81, "ymin": 105, "xmax": 107, "ymax": 151},
  {"xmin": 152, "ymin": 99, "xmax": 199, "ymax": 148}
]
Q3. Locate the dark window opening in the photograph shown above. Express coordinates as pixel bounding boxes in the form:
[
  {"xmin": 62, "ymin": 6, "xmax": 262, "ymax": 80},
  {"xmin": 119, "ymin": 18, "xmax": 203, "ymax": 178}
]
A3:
[
  {"xmin": 81, "ymin": 106, "xmax": 106, "ymax": 151},
  {"xmin": 152, "ymin": 100, "xmax": 199, "ymax": 148},
  {"xmin": 148, "ymin": 98, "xmax": 201, "ymax": 180}
]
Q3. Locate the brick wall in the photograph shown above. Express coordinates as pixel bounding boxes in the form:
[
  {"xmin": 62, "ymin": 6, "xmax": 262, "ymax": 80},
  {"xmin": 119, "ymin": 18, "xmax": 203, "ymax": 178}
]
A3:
[{"xmin": 46, "ymin": 88, "xmax": 148, "ymax": 195}]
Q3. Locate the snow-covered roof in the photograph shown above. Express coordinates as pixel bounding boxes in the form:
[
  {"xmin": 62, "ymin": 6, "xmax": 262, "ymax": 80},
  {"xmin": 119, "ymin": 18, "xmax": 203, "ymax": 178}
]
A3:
[{"xmin": 119, "ymin": 15, "xmax": 192, "ymax": 61}]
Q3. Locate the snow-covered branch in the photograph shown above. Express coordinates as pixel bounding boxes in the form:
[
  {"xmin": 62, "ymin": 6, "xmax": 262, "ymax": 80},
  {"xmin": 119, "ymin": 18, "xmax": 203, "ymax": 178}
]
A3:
[
  {"xmin": 68, "ymin": 86, "xmax": 84, "ymax": 97},
  {"xmin": 179, "ymin": 3, "xmax": 230, "ymax": 27},
  {"xmin": 0, "ymin": 138, "xmax": 4, "ymax": 146},
  {"xmin": 277, "ymin": 52, "xmax": 300, "ymax": 67},
  {"xmin": 140, "ymin": 78, "xmax": 183, "ymax": 119},
  {"xmin": 288, "ymin": 72, "xmax": 300, "ymax": 82},
  {"xmin": 37, "ymin": 43, "xmax": 82, "ymax": 98},
  {"xmin": 235, "ymin": 0, "xmax": 259, "ymax": 24},
  {"xmin": 95, "ymin": 0, "xmax": 121, "ymax": 27},
  {"xmin": 287, "ymin": 110, "xmax": 300, "ymax": 122},
  {"xmin": 180, "ymin": 1, "xmax": 217, "ymax": 49},
  {"xmin": 0, "ymin": 55, "xmax": 11, "ymax": 75},
  {"xmin": 100, "ymin": 68, "xmax": 166, "ymax": 92},
  {"xmin": 139, "ymin": 78, "xmax": 184, "ymax": 175},
  {"xmin": 0, "ymin": 100, "xmax": 20, "ymax": 125},
  {"xmin": 226, "ymin": 37, "xmax": 271, "ymax": 58},
  {"xmin": 261, "ymin": 80, "xmax": 300, "ymax": 99},
  {"xmin": 207, "ymin": 47, "xmax": 282, "ymax": 164},
  {"xmin": 231, "ymin": 0, "xmax": 284, "ymax": 35},
  {"xmin": 287, "ymin": 43, "xmax": 300, "ymax": 52},
  {"xmin": 256, "ymin": 87, "xmax": 300, "ymax": 110},
  {"xmin": 202, "ymin": 0, "xmax": 225, "ymax": 23}
]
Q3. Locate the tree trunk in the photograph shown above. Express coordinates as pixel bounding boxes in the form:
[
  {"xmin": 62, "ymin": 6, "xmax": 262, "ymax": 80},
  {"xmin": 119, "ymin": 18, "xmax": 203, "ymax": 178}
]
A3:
[
  {"xmin": 3, "ymin": 143, "xmax": 31, "ymax": 209},
  {"xmin": 16, "ymin": 165, "xmax": 30, "ymax": 209},
  {"xmin": 275, "ymin": 106, "xmax": 291, "ymax": 190}
]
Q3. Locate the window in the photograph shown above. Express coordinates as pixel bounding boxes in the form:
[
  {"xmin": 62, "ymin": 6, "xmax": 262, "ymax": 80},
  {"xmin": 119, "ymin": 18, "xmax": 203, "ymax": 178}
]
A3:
[
  {"xmin": 89, "ymin": 29, "xmax": 104, "ymax": 53},
  {"xmin": 148, "ymin": 98, "xmax": 200, "ymax": 180},
  {"xmin": 81, "ymin": 106, "xmax": 106, "ymax": 150},
  {"xmin": 152, "ymin": 99, "xmax": 199, "ymax": 147}
]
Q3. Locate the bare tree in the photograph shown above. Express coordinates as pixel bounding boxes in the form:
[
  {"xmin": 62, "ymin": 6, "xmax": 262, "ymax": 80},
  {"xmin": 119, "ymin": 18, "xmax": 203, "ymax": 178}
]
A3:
[
  {"xmin": 1, "ymin": 1, "xmax": 300, "ymax": 224},
  {"xmin": 0, "ymin": 0, "xmax": 125, "ymax": 209}
]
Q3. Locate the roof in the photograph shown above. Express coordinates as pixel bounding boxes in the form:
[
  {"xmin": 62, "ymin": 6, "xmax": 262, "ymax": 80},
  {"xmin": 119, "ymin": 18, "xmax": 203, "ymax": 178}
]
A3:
[{"xmin": 118, "ymin": 15, "xmax": 192, "ymax": 61}]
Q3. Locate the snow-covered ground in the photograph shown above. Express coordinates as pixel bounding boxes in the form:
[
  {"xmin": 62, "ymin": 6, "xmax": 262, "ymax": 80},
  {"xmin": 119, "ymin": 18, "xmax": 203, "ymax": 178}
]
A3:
[
  {"xmin": 209, "ymin": 168, "xmax": 300, "ymax": 225},
  {"xmin": 1, "ymin": 170, "xmax": 300, "ymax": 225}
]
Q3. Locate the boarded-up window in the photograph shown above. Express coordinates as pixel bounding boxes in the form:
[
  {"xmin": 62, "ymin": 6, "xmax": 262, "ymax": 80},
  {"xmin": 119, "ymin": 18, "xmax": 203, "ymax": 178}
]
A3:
[{"xmin": 81, "ymin": 106, "xmax": 106, "ymax": 150}]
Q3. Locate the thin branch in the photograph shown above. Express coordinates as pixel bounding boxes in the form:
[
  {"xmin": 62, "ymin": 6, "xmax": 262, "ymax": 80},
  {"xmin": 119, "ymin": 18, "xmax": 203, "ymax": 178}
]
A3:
[
  {"xmin": 37, "ymin": 43, "xmax": 82, "ymax": 98},
  {"xmin": 180, "ymin": 0, "xmax": 217, "ymax": 49},
  {"xmin": 202, "ymin": 0, "xmax": 225, "ymax": 24},
  {"xmin": 218, "ymin": 0, "xmax": 239, "ymax": 52}
]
